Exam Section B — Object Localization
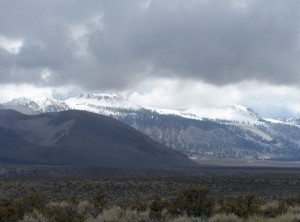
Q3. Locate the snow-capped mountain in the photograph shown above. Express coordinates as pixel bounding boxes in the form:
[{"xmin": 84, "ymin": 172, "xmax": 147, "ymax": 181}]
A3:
[
  {"xmin": 34, "ymin": 98, "xmax": 70, "ymax": 113},
  {"xmin": 64, "ymin": 93, "xmax": 266, "ymax": 125},
  {"xmin": 0, "ymin": 97, "xmax": 70, "ymax": 114},
  {"xmin": 66, "ymin": 93, "xmax": 139, "ymax": 109},
  {"xmin": 64, "ymin": 93, "xmax": 140, "ymax": 117},
  {"xmin": 0, "ymin": 94, "xmax": 264, "ymax": 124},
  {"xmin": 2, "ymin": 93, "xmax": 300, "ymax": 161},
  {"xmin": 3, "ymin": 97, "xmax": 40, "ymax": 114}
]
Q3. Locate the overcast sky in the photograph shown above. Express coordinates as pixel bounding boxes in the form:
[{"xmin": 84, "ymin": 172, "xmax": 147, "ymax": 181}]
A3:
[{"xmin": 0, "ymin": 0, "xmax": 300, "ymax": 117}]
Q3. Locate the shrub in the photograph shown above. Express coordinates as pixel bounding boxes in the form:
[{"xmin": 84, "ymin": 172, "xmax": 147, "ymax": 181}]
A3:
[
  {"xmin": 92, "ymin": 193, "xmax": 107, "ymax": 213},
  {"xmin": 285, "ymin": 194, "xmax": 300, "ymax": 207},
  {"xmin": 0, "ymin": 205, "xmax": 18, "ymax": 222},
  {"xmin": 220, "ymin": 193, "xmax": 261, "ymax": 218},
  {"xmin": 149, "ymin": 195, "xmax": 169, "ymax": 220},
  {"xmin": 260, "ymin": 199, "xmax": 287, "ymax": 218},
  {"xmin": 171, "ymin": 187, "xmax": 214, "ymax": 217},
  {"xmin": 17, "ymin": 192, "xmax": 49, "ymax": 214},
  {"xmin": 122, "ymin": 197, "xmax": 148, "ymax": 212},
  {"xmin": 45, "ymin": 200, "xmax": 84, "ymax": 222}
]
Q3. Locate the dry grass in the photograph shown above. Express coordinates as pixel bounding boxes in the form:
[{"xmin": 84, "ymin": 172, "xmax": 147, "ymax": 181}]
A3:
[
  {"xmin": 17, "ymin": 205, "xmax": 300, "ymax": 222},
  {"xmin": 209, "ymin": 213, "xmax": 242, "ymax": 222},
  {"xmin": 85, "ymin": 206, "xmax": 151, "ymax": 222},
  {"xmin": 20, "ymin": 209, "xmax": 49, "ymax": 222}
]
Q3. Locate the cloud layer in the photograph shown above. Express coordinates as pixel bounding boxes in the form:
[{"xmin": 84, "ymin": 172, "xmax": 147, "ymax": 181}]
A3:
[{"xmin": 0, "ymin": 0, "xmax": 300, "ymax": 90}]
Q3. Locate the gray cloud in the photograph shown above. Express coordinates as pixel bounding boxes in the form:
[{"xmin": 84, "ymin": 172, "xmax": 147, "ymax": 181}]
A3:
[
  {"xmin": 0, "ymin": 0, "xmax": 300, "ymax": 90},
  {"xmin": 127, "ymin": 0, "xmax": 300, "ymax": 85}
]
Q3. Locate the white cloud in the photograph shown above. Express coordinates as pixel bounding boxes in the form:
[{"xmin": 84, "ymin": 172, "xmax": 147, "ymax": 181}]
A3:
[
  {"xmin": 0, "ymin": 84, "xmax": 52, "ymax": 102},
  {"xmin": 41, "ymin": 68, "xmax": 52, "ymax": 82},
  {"xmin": 0, "ymin": 35, "xmax": 23, "ymax": 54},
  {"xmin": 141, "ymin": 0, "xmax": 152, "ymax": 9},
  {"xmin": 0, "ymin": 84, "xmax": 79, "ymax": 103},
  {"xmin": 230, "ymin": 0, "xmax": 249, "ymax": 9},
  {"xmin": 128, "ymin": 78, "xmax": 243, "ymax": 110},
  {"xmin": 69, "ymin": 14, "xmax": 104, "ymax": 57},
  {"xmin": 127, "ymin": 78, "xmax": 300, "ymax": 118}
]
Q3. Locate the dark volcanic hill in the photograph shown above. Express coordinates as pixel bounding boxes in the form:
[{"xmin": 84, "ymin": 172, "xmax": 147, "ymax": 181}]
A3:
[{"xmin": 0, "ymin": 109, "xmax": 197, "ymax": 168}]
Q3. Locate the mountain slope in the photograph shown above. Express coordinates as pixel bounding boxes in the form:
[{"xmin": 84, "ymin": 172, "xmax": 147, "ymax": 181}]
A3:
[
  {"xmin": 0, "ymin": 109, "xmax": 197, "ymax": 167},
  {"xmin": 188, "ymin": 105, "xmax": 263, "ymax": 124},
  {"xmin": 118, "ymin": 109, "xmax": 300, "ymax": 160}
]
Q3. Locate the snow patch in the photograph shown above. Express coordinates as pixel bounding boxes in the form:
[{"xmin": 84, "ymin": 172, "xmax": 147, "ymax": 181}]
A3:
[
  {"xmin": 188, "ymin": 105, "xmax": 263, "ymax": 125},
  {"xmin": 65, "ymin": 93, "xmax": 140, "ymax": 110},
  {"xmin": 237, "ymin": 124, "xmax": 273, "ymax": 141}
]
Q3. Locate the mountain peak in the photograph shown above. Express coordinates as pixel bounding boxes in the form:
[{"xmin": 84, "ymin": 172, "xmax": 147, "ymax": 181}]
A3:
[
  {"xmin": 3, "ymin": 97, "xmax": 70, "ymax": 114},
  {"xmin": 214, "ymin": 104, "xmax": 263, "ymax": 123},
  {"xmin": 34, "ymin": 97, "xmax": 70, "ymax": 112},
  {"xmin": 5, "ymin": 97, "xmax": 40, "ymax": 111},
  {"xmin": 66, "ymin": 93, "xmax": 139, "ymax": 110},
  {"xmin": 7, "ymin": 97, "xmax": 36, "ymax": 104}
]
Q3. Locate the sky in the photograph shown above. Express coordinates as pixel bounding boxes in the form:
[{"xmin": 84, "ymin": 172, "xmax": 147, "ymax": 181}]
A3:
[{"xmin": 0, "ymin": 0, "xmax": 300, "ymax": 117}]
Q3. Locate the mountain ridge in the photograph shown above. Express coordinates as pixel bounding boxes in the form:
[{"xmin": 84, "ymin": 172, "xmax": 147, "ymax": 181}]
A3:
[
  {"xmin": 1, "ymin": 94, "xmax": 265, "ymax": 124},
  {"xmin": 2, "ymin": 94, "xmax": 300, "ymax": 161}
]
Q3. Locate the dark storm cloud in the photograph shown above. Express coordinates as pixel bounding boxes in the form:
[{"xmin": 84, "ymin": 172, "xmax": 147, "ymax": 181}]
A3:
[{"xmin": 0, "ymin": 0, "xmax": 300, "ymax": 89}]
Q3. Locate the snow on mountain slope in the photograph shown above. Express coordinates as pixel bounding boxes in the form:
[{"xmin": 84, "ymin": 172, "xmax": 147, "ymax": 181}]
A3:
[
  {"xmin": 2, "ymin": 97, "xmax": 70, "ymax": 114},
  {"xmin": 284, "ymin": 118, "xmax": 300, "ymax": 127},
  {"xmin": 184, "ymin": 104, "xmax": 271, "ymax": 142},
  {"xmin": 146, "ymin": 107, "xmax": 203, "ymax": 120},
  {"xmin": 188, "ymin": 105, "xmax": 264, "ymax": 125},
  {"xmin": 145, "ymin": 105, "xmax": 265, "ymax": 124},
  {"xmin": 264, "ymin": 118, "xmax": 287, "ymax": 124},
  {"xmin": 263, "ymin": 117, "xmax": 300, "ymax": 128},
  {"xmin": 34, "ymin": 98, "xmax": 70, "ymax": 113},
  {"xmin": 5, "ymin": 97, "xmax": 40, "ymax": 111},
  {"xmin": 65, "ymin": 93, "xmax": 140, "ymax": 113},
  {"xmin": 64, "ymin": 94, "xmax": 265, "ymax": 125},
  {"xmin": 237, "ymin": 124, "xmax": 273, "ymax": 142},
  {"xmin": 2, "ymin": 94, "xmax": 265, "ymax": 125}
]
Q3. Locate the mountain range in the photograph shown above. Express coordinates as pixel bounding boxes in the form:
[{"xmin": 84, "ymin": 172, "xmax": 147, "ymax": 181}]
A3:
[{"xmin": 2, "ymin": 93, "xmax": 300, "ymax": 161}]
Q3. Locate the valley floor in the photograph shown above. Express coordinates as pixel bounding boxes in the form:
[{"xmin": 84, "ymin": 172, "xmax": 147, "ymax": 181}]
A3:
[
  {"xmin": 195, "ymin": 159, "xmax": 300, "ymax": 168},
  {"xmin": 0, "ymin": 165, "xmax": 300, "ymax": 203},
  {"xmin": 1, "ymin": 165, "xmax": 300, "ymax": 221}
]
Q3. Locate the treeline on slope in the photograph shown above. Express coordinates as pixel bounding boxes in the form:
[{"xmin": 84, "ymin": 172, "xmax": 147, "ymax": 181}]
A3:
[
  {"xmin": 118, "ymin": 109, "xmax": 300, "ymax": 160},
  {"xmin": 2, "ymin": 187, "xmax": 300, "ymax": 221}
]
